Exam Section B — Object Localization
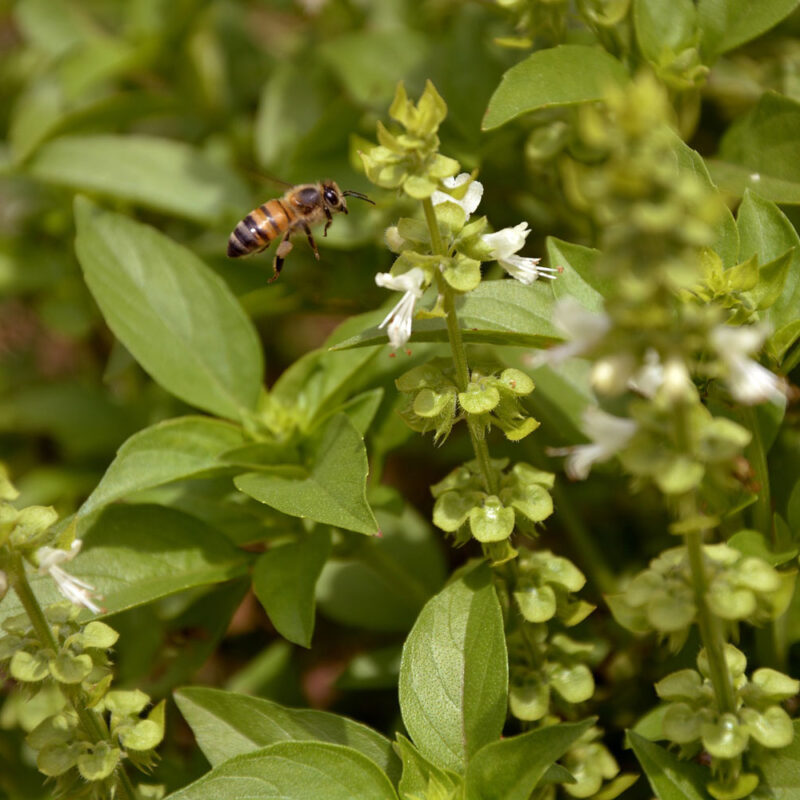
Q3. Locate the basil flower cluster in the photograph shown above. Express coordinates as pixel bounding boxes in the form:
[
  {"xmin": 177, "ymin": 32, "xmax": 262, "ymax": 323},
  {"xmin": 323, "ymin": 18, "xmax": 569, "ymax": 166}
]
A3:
[
  {"xmin": 655, "ymin": 645, "xmax": 799, "ymax": 800},
  {"xmin": 431, "ymin": 459, "xmax": 554, "ymax": 561},
  {"xmin": 609, "ymin": 543, "xmax": 793, "ymax": 651},
  {"xmin": 395, "ymin": 360, "xmax": 540, "ymax": 444}
]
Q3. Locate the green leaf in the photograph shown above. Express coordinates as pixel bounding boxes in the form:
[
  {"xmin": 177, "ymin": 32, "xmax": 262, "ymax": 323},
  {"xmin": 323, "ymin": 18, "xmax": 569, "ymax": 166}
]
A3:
[
  {"xmin": 0, "ymin": 505, "xmax": 248, "ymax": 627},
  {"xmin": 74, "ymin": 197, "xmax": 263, "ymax": 420},
  {"xmin": 165, "ymin": 741, "xmax": 398, "ymax": 800},
  {"xmin": 235, "ymin": 414, "xmax": 377, "ymax": 535},
  {"xmin": 711, "ymin": 93, "xmax": 800, "ymax": 206},
  {"xmin": 335, "ymin": 280, "xmax": 561, "ymax": 350},
  {"xmin": 29, "ymin": 134, "xmax": 250, "ymax": 222},
  {"xmin": 79, "ymin": 417, "xmax": 246, "ymax": 517},
  {"xmin": 395, "ymin": 734, "xmax": 462, "ymax": 800},
  {"xmin": 727, "ymin": 529, "xmax": 797, "ymax": 567},
  {"xmin": 174, "ymin": 687, "xmax": 401, "ymax": 784},
  {"xmin": 316, "ymin": 497, "xmax": 445, "ymax": 632},
  {"xmin": 736, "ymin": 190, "xmax": 800, "ymax": 355},
  {"xmin": 319, "ymin": 29, "xmax": 427, "ymax": 107},
  {"xmin": 698, "ymin": 0, "xmax": 800, "ymax": 59},
  {"xmin": 252, "ymin": 530, "xmax": 331, "ymax": 647},
  {"xmin": 547, "ymin": 238, "xmax": 606, "ymax": 311},
  {"xmin": 628, "ymin": 731, "xmax": 712, "ymax": 800},
  {"xmin": 483, "ymin": 45, "xmax": 628, "ymax": 130},
  {"xmin": 634, "ymin": 0, "xmax": 696, "ymax": 63},
  {"xmin": 464, "ymin": 720, "xmax": 594, "ymax": 800},
  {"xmin": 757, "ymin": 720, "xmax": 800, "ymax": 798},
  {"xmin": 270, "ymin": 337, "xmax": 381, "ymax": 430},
  {"xmin": 399, "ymin": 562, "xmax": 507, "ymax": 773}
]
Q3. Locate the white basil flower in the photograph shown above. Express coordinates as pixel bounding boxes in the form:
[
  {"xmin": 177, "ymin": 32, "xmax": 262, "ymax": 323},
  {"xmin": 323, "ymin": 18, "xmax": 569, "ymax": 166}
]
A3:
[
  {"xmin": 36, "ymin": 540, "xmax": 102, "ymax": 614},
  {"xmin": 482, "ymin": 222, "xmax": 559, "ymax": 284},
  {"xmin": 553, "ymin": 407, "xmax": 638, "ymax": 480},
  {"xmin": 431, "ymin": 173, "xmax": 484, "ymax": 217},
  {"xmin": 375, "ymin": 267, "xmax": 427, "ymax": 349},
  {"xmin": 710, "ymin": 325, "xmax": 785, "ymax": 406},
  {"xmin": 528, "ymin": 297, "xmax": 611, "ymax": 368}
]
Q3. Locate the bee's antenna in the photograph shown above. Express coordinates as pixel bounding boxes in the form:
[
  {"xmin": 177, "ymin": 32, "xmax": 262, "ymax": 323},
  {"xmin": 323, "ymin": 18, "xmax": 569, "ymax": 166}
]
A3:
[{"xmin": 342, "ymin": 190, "xmax": 375, "ymax": 205}]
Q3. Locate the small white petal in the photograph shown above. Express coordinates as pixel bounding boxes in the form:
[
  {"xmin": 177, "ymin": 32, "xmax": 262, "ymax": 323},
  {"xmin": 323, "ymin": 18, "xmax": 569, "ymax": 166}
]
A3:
[
  {"xmin": 710, "ymin": 324, "xmax": 785, "ymax": 406},
  {"xmin": 36, "ymin": 541, "xmax": 102, "ymax": 613},
  {"xmin": 627, "ymin": 349, "xmax": 663, "ymax": 398},
  {"xmin": 431, "ymin": 173, "xmax": 484, "ymax": 216},
  {"xmin": 376, "ymin": 268, "xmax": 427, "ymax": 349},
  {"xmin": 483, "ymin": 222, "xmax": 531, "ymax": 260},
  {"xmin": 375, "ymin": 267, "xmax": 426, "ymax": 296},
  {"xmin": 529, "ymin": 298, "xmax": 610, "ymax": 368},
  {"xmin": 549, "ymin": 408, "xmax": 636, "ymax": 480},
  {"xmin": 36, "ymin": 540, "xmax": 82, "ymax": 572}
]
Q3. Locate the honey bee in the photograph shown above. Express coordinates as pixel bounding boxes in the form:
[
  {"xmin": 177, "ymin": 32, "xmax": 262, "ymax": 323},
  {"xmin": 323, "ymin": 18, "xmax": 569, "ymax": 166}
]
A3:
[{"xmin": 227, "ymin": 180, "xmax": 374, "ymax": 282}]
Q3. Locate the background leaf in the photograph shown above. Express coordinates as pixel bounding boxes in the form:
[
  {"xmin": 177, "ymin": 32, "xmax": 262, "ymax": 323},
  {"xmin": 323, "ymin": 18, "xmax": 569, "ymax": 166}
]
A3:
[
  {"xmin": 174, "ymin": 687, "xmax": 401, "ymax": 784},
  {"xmin": 29, "ymin": 134, "xmax": 250, "ymax": 222},
  {"xmin": 698, "ymin": 0, "xmax": 800, "ymax": 59},
  {"xmin": 483, "ymin": 45, "xmax": 628, "ymax": 130},
  {"xmin": 165, "ymin": 741, "xmax": 399, "ymax": 800},
  {"xmin": 316, "ymin": 496, "xmax": 446, "ymax": 632},
  {"xmin": 79, "ymin": 417, "xmax": 245, "ymax": 517},
  {"xmin": 398, "ymin": 562, "xmax": 507, "ymax": 773},
  {"xmin": 0, "ymin": 504, "xmax": 248, "ymax": 626},
  {"xmin": 74, "ymin": 197, "xmax": 264, "ymax": 421},
  {"xmin": 710, "ymin": 92, "xmax": 800, "ymax": 205},
  {"xmin": 252, "ymin": 529, "xmax": 331, "ymax": 647}
]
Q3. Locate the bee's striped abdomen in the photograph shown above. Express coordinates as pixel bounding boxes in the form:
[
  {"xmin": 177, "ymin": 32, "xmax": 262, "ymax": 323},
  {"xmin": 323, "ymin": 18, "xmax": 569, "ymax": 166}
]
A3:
[{"xmin": 227, "ymin": 200, "xmax": 292, "ymax": 258}]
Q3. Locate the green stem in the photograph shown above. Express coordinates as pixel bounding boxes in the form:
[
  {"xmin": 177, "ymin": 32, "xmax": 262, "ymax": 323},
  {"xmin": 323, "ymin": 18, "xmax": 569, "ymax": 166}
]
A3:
[
  {"xmin": 683, "ymin": 507, "xmax": 736, "ymax": 714},
  {"xmin": 9, "ymin": 556, "xmax": 136, "ymax": 800},
  {"xmin": 8, "ymin": 553, "xmax": 58, "ymax": 651},
  {"xmin": 422, "ymin": 197, "xmax": 499, "ymax": 495}
]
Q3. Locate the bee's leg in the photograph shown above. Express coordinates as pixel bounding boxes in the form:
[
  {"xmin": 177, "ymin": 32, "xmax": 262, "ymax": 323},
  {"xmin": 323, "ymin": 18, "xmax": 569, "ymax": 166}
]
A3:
[
  {"xmin": 269, "ymin": 232, "xmax": 293, "ymax": 283},
  {"xmin": 323, "ymin": 207, "xmax": 333, "ymax": 237},
  {"xmin": 302, "ymin": 223, "xmax": 320, "ymax": 260}
]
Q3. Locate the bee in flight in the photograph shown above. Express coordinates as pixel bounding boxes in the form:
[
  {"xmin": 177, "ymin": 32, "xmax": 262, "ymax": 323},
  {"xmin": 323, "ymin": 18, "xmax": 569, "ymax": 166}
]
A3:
[{"xmin": 227, "ymin": 180, "xmax": 374, "ymax": 282}]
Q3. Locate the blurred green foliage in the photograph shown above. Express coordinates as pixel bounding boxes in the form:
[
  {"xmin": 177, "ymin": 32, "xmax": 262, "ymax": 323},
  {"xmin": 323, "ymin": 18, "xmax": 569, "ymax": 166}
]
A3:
[{"xmin": 1, "ymin": 0, "xmax": 800, "ymax": 797}]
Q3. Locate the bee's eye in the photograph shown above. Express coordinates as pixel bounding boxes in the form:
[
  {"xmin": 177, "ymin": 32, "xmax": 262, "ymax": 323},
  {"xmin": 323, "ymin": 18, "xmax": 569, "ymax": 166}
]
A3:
[{"xmin": 324, "ymin": 188, "xmax": 339, "ymax": 206}]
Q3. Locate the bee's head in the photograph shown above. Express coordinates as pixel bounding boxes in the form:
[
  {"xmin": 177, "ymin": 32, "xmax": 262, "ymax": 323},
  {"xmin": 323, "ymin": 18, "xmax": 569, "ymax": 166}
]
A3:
[{"xmin": 322, "ymin": 181, "xmax": 375, "ymax": 215}]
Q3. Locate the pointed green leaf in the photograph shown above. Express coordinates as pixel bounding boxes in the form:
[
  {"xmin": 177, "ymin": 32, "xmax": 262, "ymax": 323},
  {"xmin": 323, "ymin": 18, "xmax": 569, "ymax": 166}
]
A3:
[
  {"xmin": 253, "ymin": 530, "xmax": 331, "ymax": 647},
  {"xmin": 79, "ymin": 416, "xmax": 246, "ymax": 517},
  {"xmin": 736, "ymin": 190, "xmax": 800, "ymax": 351},
  {"xmin": 711, "ymin": 93, "xmax": 800, "ymax": 205},
  {"xmin": 629, "ymin": 731, "xmax": 712, "ymax": 800},
  {"xmin": 698, "ymin": 0, "xmax": 800, "ymax": 59},
  {"xmin": 167, "ymin": 741, "xmax": 398, "ymax": 800},
  {"xmin": 74, "ymin": 197, "xmax": 263, "ymax": 420},
  {"xmin": 0, "ymin": 505, "xmax": 248, "ymax": 627},
  {"xmin": 465, "ymin": 719, "xmax": 594, "ymax": 800},
  {"xmin": 483, "ymin": 45, "xmax": 628, "ymax": 130},
  {"xmin": 172, "ymin": 689, "xmax": 401, "ymax": 786},
  {"xmin": 30, "ymin": 134, "xmax": 250, "ymax": 222},
  {"xmin": 399, "ymin": 562, "xmax": 507, "ymax": 773},
  {"xmin": 396, "ymin": 734, "xmax": 462, "ymax": 800},
  {"xmin": 235, "ymin": 414, "xmax": 378, "ymax": 535}
]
